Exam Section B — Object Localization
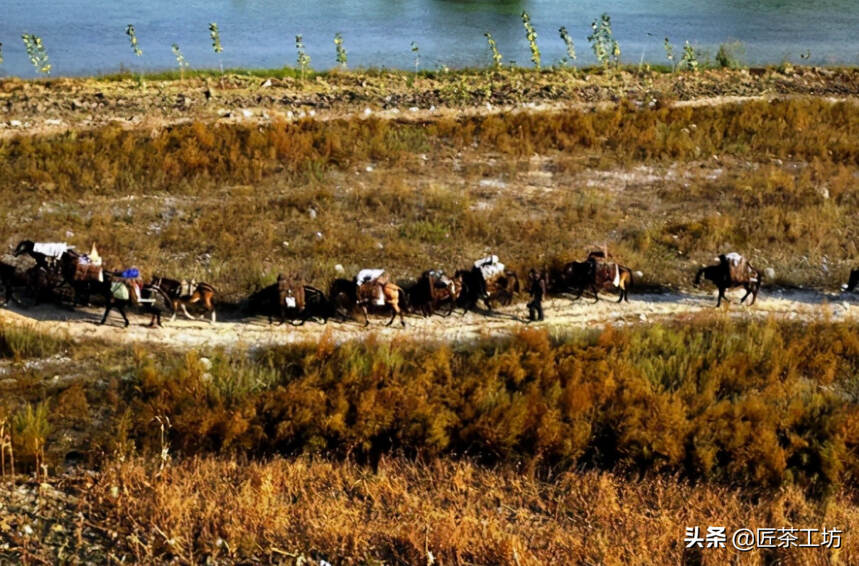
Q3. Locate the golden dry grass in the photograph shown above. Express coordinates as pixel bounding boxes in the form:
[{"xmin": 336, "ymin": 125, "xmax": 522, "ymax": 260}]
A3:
[
  {"xmin": 73, "ymin": 455, "xmax": 858, "ymax": 564},
  {"xmin": 0, "ymin": 98, "xmax": 857, "ymax": 298}
]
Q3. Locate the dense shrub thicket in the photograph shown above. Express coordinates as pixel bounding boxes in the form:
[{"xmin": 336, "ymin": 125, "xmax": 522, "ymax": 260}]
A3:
[{"xmin": 116, "ymin": 317, "xmax": 859, "ymax": 493}]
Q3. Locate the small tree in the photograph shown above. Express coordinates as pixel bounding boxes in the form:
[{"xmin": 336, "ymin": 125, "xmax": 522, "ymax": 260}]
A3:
[
  {"xmin": 664, "ymin": 37, "xmax": 675, "ymax": 71},
  {"xmin": 171, "ymin": 43, "xmax": 189, "ymax": 79},
  {"xmin": 558, "ymin": 26, "xmax": 576, "ymax": 66},
  {"xmin": 587, "ymin": 13, "xmax": 620, "ymax": 68},
  {"xmin": 295, "ymin": 35, "xmax": 311, "ymax": 80},
  {"xmin": 410, "ymin": 41, "xmax": 420, "ymax": 73},
  {"xmin": 521, "ymin": 11, "xmax": 541, "ymax": 69},
  {"xmin": 209, "ymin": 23, "xmax": 224, "ymax": 73},
  {"xmin": 125, "ymin": 25, "xmax": 143, "ymax": 86},
  {"xmin": 334, "ymin": 32, "xmax": 347, "ymax": 69},
  {"xmin": 126, "ymin": 24, "xmax": 142, "ymax": 57},
  {"xmin": 484, "ymin": 32, "xmax": 502, "ymax": 70},
  {"xmin": 21, "ymin": 34, "xmax": 51, "ymax": 75},
  {"xmin": 679, "ymin": 41, "xmax": 699, "ymax": 72}
]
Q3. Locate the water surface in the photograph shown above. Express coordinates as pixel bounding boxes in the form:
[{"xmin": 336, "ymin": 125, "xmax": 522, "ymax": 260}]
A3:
[{"xmin": 1, "ymin": 0, "xmax": 857, "ymax": 77}]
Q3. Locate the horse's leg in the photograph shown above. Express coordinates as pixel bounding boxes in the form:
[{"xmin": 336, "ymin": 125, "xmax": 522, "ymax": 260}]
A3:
[
  {"xmin": 740, "ymin": 286, "xmax": 752, "ymax": 304},
  {"xmin": 616, "ymin": 284, "xmax": 624, "ymax": 303},
  {"xmin": 118, "ymin": 303, "xmax": 130, "ymax": 327},
  {"xmin": 391, "ymin": 303, "xmax": 405, "ymax": 327},
  {"xmin": 181, "ymin": 303, "xmax": 196, "ymax": 321},
  {"xmin": 99, "ymin": 301, "xmax": 112, "ymax": 325},
  {"xmin": 362, "ymin": 305, "xmax": 370, "ymax": 327},
  {"xmin": 716, "ymin": 287, "xmax": 725, "ymax": 307},
  {"xmin": 209, "ymin": 308, "xmax": 216, "ymax": 324},
  {"xmin": 169, "ymin": 300, "xmax": 178, "ymax": 322},
  {"xmin": 385, "ymin": 304, "xmax": 396, "ymax": 327},
  {"xmin": 592, "ymin": 285, "xmax": 600, "ymax": 304}
]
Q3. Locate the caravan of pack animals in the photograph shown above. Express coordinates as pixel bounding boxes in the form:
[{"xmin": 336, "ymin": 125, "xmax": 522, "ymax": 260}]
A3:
[{"xmin": 3, "ymin": 237, "xmax": 855, "ymax": 328}]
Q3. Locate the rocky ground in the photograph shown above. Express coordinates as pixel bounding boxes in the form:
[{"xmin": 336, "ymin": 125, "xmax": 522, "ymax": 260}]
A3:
[{"xmin": 2, "ymin": 66, "xmax": 858, "ymax": 139}]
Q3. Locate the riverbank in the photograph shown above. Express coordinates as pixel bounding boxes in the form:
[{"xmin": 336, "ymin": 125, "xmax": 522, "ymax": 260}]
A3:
[{"xmin": 2, "ymin": 66, "xmax": 858, "ymax": 140}]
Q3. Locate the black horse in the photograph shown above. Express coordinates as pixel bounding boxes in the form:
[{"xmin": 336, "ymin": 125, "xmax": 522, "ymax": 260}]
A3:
[
  {"xmin": 14, "ymin": 240, "xmax": 55, "ymax": 269},
  {"xmin": 694, "ymin": 259, "xmax": 761, "ymax": 307},
  {"xmin": 847, "ymin": 269, "xmax": 859, "ymax": 293},
  {"xmin": 455, "ymin": 267, "xmax": 518, "ymax": 313},
  {"xmin": 328, "ymin": 278, "xmax": 359, "ymax": 321},
  {"xmin": 247, "ymin": 283, "xmax": 331, "ymax": 325},
  {"xmin": 0, "ymin": 262, "xmax": 21, "ymax": 305},
  {"xmin": 407, "ymin": 270, "xmax": 459, "ymax": 317}
]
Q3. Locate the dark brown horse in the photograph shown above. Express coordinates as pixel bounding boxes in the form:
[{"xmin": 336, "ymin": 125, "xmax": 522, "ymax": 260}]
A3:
[
  {"xmin": 409, "ymin": 270, "xmax": 460, "ymax": 317},
  {"xmin": 694, "ymin": 254, "xmax": 761, "ymax": 307},
  {"xmin": 150, "ymin": 276, "xmax": 218, "ymax": 323},
  {"xmin": 58, "ymin": 250, "xmax": 104, "ymax": 308},
  {"xmin": 553, "ymin": 253, "xmax": 633, "ymax": 303},
  {"xmin": 455, "ymin": 267, "xmax": 519, "ymax": 313},
  {"xmin": 847, "ymin": 268, "xmax": 859, "ymax": 293}
]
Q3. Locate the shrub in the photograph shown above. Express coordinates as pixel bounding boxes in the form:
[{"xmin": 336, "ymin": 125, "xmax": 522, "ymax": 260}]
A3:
[
  {"xmin": 716, "ymin": 41, "xmax": 745, "ymax": 69},
  {"xmin": 118, "ymin": 318, "xmax": 859, "ymax": 492}
]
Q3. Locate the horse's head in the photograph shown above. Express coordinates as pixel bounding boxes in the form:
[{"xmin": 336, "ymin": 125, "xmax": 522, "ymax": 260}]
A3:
[{"xmin": 14, "ymin": 240, "xmax": 34, "ymax": 257}]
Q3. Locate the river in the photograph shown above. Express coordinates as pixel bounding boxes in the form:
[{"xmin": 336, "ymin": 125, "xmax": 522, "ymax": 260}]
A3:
[{"xmin": 1, "ymin": 0, "xmax": 857, "ymax": 77}]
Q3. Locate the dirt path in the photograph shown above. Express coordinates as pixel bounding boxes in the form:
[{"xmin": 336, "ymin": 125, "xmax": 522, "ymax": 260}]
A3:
[{"xmin": 1, "ymin": 289, "xmax": 856, "ymax": 351}]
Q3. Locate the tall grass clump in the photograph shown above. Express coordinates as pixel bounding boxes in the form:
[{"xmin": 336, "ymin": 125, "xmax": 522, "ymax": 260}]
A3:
[
  {"xmin": 0, "ymin": 41, "xmax": 5, "ymax": 67},
  {"xmin": 12, "ymin": 402, "xmax": 50, "ymax": 475},
  {"xmin": 21, "ymin": 33, "xmax": 51, "ymax": 75},
  {"xmin": 0, "ymin": 323, "xmax": 67, "ymax": 360},
  {"xmin": 484, "ymin": 32, "xmax": 502, "ymax": 70},
  {"xmin": 521, "ymin": 11, "xmax": 541, "ymax": 69},
  {"xmin": 588, "ymin": 13, "xmax": 620, "ymax": 68}
]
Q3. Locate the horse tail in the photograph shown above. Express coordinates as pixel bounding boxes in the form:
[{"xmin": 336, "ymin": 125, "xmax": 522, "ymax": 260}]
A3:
[{"xmin": 623, "ymin": 266, "xmax": 634, "ymax": 290}]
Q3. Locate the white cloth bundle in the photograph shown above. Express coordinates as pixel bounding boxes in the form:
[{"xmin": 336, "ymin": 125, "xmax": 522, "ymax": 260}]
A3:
[
  {"xmin": 32, "ymin": 242, "xmax": 71, "ymax": 258},
  {"xmin": 474, "ymin": 255, "xmax": 505, "ymax": 280},
  {"xmin": 356, "ymin": 269, "xmax": 385, "ymax": 284},
  {"xmin": 724, "ymin": 252, "xmax": 743, "ymax": 266}
]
